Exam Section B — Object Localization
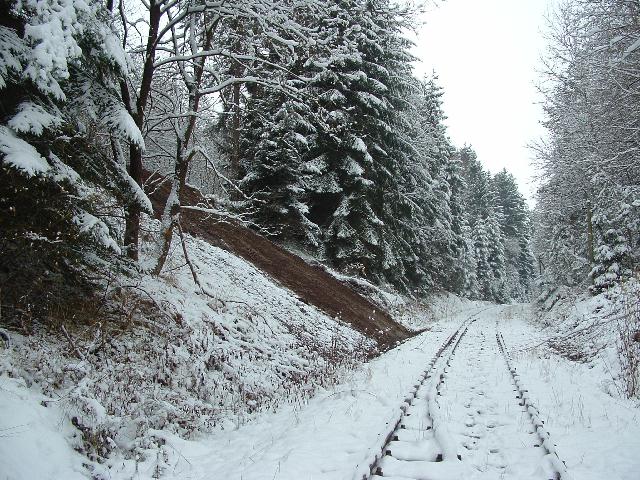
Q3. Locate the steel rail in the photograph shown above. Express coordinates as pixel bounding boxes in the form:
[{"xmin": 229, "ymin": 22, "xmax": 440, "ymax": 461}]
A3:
[
  {"xmin": 360, "ymin": 317, "xmax": 476, "ymax": 479},
  {"xmin": 496, "ymin": 331, "xmax": 572, "ymax": 480}
]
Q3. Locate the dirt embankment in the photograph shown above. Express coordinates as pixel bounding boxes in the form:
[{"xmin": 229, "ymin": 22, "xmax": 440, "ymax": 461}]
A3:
[{"xmin": 145, "ymin": 174, "xmax": 413, "ymax": 350}]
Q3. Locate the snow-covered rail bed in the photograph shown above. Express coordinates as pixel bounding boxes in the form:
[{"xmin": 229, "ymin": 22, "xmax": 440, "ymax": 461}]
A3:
[
  {"xmin": 438, "ymin": 312, "xmax": 562, "ymax": 480},
  {"xmin": 496, "ymin": 330, "xmax": 569, "ymax": 479},
  {"xmin": 8, "ymin": 301, "xmax": 637, "ymax": 479},
  {"xmin": 365, "ymin": 307, "xmax": 561, "ymax": 480},
  {"xmin": 363, "ymin": 318, "xmax": 473, "ymax": 479}
]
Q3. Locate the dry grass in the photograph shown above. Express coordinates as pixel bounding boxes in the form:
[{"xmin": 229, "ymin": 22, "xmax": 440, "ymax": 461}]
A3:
[{"xmin": 615, "ymin": 282, "xmax": 640, "ymax": 398}]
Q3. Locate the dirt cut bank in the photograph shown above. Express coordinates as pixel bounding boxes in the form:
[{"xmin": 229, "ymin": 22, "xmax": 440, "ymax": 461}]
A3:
[{"xmin": 145, "ymin": 173, "xmax": 413, "ymax": 351}]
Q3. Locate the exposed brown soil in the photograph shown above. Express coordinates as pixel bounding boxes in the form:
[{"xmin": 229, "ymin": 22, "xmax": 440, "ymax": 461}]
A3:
[{"xmin": 145, "ymin": 174, "xmax": 413, "ymax": 351}]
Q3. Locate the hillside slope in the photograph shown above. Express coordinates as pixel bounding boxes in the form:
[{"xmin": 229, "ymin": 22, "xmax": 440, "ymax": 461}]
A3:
[
  {"xmin": 0, "ymin": 213, "xmax": 380, "ymax": 478},
  {"xmin": 146, "ymin": 173, "xmax": 413, "ymax": 350}
]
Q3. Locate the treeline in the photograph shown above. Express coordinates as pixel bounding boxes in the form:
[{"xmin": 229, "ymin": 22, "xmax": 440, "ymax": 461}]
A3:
[
  {"xmin": 229, "ymin": 3, "xmax": 534, "ymax": 301},
  {"xmin": 0, "ymin": 0, "xmax": 533, "ymax": 326},
  {"xmin": 534, "ymin": 0, "xmax": 640, "ymax": 293}
]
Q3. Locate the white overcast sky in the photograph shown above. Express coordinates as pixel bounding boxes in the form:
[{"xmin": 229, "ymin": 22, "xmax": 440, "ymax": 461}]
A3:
[{"xmin": 411, "ymin": 0, "xmax": 558, "ymax": 204}]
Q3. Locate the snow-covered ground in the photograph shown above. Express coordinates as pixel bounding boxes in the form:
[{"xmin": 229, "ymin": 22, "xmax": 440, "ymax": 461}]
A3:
[
  {"xmin": 1, "ymin": 225, "xmax": 639, "ymax": 480},
  {"xmin": 0, "ymin": 218, "xmax": 375, "ymax": 479},
  {"xmin": 0, "ymin": 289, "xmax": 476, "ymax": 480},
  {"xmin": 192, "ymin": 303, "xmax": 637, "ymax": 480},
  {"xmin": 502, "ymin": 303, "xmax": 640, "ymax": 480}
]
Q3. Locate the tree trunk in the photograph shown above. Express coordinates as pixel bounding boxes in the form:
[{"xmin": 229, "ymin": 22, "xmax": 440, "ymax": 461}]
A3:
[
  {"xmin": 122, "ymin": 0, "xmax": 161, "ymax": 261},
  {"xmin": 154, "ymin": 17, "xmax": 214, "ymax": 275},
  {"xmin": 153, "ymin": 11, "xmax": 217, "ymax": 275},
  {"xmin": 154, "ymin": 139, "xmax": 189, "ymax": 275},
  {"xmin": 230, "ymin": 71, "xmax": 242, "ymax": 181},
  {"xmin": 123, "ymin": 144, "xmax": 144, "ymax": 260},
  {"xmin": 586, "ymin": 199, "xmax": 595, "ymax": 281}
]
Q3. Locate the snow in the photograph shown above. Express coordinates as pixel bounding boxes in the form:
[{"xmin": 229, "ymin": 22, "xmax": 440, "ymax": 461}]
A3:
[
  {"xmin": 320, "ymin": 88, "xmax": 347, "ymax": 103},
  {"xmin": 1, "ymin": 233, "xmax": 638, "ymax": 480},
  {"xmin": 118, "ymin": 161, "xmax": 154, "ymax": 214},
  {"xmin": 502, "ymin": 300, "xmax": 640, "ymax": 480},
  {"xmin": 106, "ymin": 104, "xmax": 145, "ymax": 149},
  {"xmin": 0, "ymin": 125, "xmax": 50, "ymax": 175},
  {"xmin": 100, "ymin": 25, "xmax": 130, "ymax": 75},
  {"xmin": 0, "ymin": 215, "xmax": 373, "ymax": 478},
  {"xmin": 7, "ymin": 101, "xmax": 62, "ymax": 135},
  {"xmin": 22, "ymin": 0, "xmax": 87, "ymax": 101},
  {"xmin": 357, "ymin": 91, "xmax": 386, "ymax": 110},
  {"xmin": 116, "ymin": 315, "xmax": 467, "ymax": 480},
  {"xmin": 351, "ymin": 136, "xmax": 374, "ymax": 163},
  {"xmin": 0, "ymin": 375, "xmax": 87, "ymax": 480},
  {"xmin": 0, "ymin": 26, "xmax": 24, "ymax": 90},
  {"xmin": 73, "ymin": 211, "xmax": 121, "ymax": 253},
  {"xmin": 344, "ymin": 156, "xmax": 365, "ymax": 176}
]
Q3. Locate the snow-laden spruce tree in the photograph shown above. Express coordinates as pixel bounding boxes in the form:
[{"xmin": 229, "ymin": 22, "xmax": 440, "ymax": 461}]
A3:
[
  {"xmin": 441, "ymin": 146, "xmax": 468, "ymax": 294},
  {"xmin": 461, "ymin": 221, "xmax": 480, "ymax": 298},
  {"xmin": 240, "ymin": 90, "xmax": 322, "ymax": 248},
  {"xmin": 301, "ymin": 0, "xmax": 417, "ymax": 285},
  {"xmin": 396, "ymin": 75, "xmax": 462, "ymax": 294},
  {"xmin": 473, "ymin": 217, "xmax": 493, "ymax": 300},
  {"xmin": 591, "ymin": 228, "xmax": 635, "ymax": 292},
  {"xmin": 493, "ymin": 169, "xmax": 534, "ymax": 300},
  {"xmin": 453, "ymin": 146, "xmax": 537, "ymax": 302},
  {"xmin": 590, "ymin": 186, "xmax": 638, "ymax": 293},
  {"xmin": 231, "ymin": 14, "xmax": 325, "ymax": 251},
  {"xmin": 459, "ymin": 146, "xmax": 506, "ymax": 301},
  {"xmin": 485, "ymin": 205, "xmax": 508, "ymax": 302},
  {"xmin": 459, "ymin": 146, "xmax": 492, "ymax": 223},
  {"xmin": 237, "ymin": 2, "xmax": 470, "ymax": 296},
  {"xmin": 0, "ymin": 0, "xmax": 149, "ymax": 323}
]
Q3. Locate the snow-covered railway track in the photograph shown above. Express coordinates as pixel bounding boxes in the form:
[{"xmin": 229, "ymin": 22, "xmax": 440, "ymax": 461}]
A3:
[
  {"xmin": 359, "ymin": 308, "xmax": 572, "ymax": 480},
  {"xmin": 436, "ymin": 318, "xmax": 558, "ymax": 480},
  {"xmin": 359, "ymin": 316, "xmax": 477, "ymax": 480}
]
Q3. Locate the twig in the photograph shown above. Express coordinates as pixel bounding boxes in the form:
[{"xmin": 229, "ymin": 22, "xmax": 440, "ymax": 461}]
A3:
[
  {"xmin": 60, "ymin": 325, "xmax": 86, "ymax": 361},
  {"xmin": 119, "ymin": 284, "xmax": 175, "ymax": 327}
]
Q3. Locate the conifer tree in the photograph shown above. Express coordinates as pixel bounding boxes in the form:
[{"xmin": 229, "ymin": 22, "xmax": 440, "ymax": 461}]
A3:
[
  {"xmin": 397, "ymin": 76, "xmax": 461, "ymax": 292},
  {"xmin": 444, "ymin": 153, "xmax": 467, "ymax": 293},
  {"xmin": 485, "ymin": 207, "xmax": 507, "ymax": 302},
  {"xmin": 303, "ymin": 0, "xmax": 416, "ymax": 284},
  {"xmin": 461, "ymin": 221, "xmax": 480, "ymax": 298},
  {"xmin": 473, "ymin": 218, "xmax": 493, "ymax": 299},
  {"xmin": 1, "ymin": 0, "xmax": 149, "ymax": 321},
  {"xmin": 493, "ymin": 169, "xmax": 534, "ymax": 300},
  {"xmin": 240, "ymin": 83, "xmax": 321, "ymax": 248}
]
